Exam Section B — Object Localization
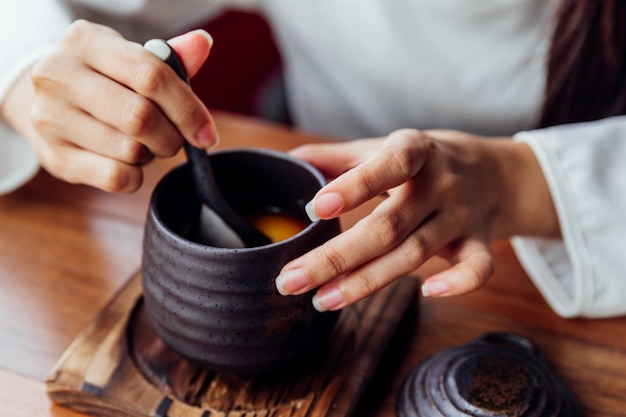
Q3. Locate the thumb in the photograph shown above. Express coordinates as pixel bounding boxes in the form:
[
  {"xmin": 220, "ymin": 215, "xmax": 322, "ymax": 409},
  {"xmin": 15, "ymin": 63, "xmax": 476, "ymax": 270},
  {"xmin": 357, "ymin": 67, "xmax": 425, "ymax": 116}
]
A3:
[
  {"xmin": 289, "ymin": 138, "xmax": 381, "ymax": 178},
  {"xmin": 167, "ymin": 29, "xmax": 213, "ymax": 78}
]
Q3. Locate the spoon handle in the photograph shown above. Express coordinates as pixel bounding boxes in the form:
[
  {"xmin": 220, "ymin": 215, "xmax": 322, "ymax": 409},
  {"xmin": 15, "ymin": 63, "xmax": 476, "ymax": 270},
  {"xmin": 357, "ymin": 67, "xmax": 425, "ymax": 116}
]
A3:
[{"xmin": 144, "ymin": 39, "xmax": 271, "ymax": 247}]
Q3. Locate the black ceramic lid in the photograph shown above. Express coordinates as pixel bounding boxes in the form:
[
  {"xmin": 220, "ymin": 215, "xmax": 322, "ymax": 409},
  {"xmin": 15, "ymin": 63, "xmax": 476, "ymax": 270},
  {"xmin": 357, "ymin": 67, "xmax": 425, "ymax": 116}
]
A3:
[{"xmin": 398, "ymin": 332, "xmax": 579, "ymax": 417}]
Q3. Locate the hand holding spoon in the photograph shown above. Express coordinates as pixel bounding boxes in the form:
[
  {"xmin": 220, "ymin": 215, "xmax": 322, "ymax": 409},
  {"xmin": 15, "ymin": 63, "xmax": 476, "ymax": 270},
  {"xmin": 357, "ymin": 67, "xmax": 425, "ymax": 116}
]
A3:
[{"xmin": 144, "ymin": 38, "xmax": 271, "ymax": 248}]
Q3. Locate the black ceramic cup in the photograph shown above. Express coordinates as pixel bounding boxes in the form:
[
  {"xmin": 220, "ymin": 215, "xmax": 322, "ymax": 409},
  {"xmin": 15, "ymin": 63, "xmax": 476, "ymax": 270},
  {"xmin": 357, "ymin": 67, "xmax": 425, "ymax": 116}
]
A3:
[{"xmin": 141, "ymin": 148, "xmax": 341, "ymax": 373}]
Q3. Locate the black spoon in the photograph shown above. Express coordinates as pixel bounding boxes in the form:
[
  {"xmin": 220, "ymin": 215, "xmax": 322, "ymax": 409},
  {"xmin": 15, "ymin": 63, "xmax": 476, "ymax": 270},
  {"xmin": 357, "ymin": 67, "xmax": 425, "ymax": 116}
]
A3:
[{"xmin": 144, "ymin": 39, "xmax": 271, "ymax": 248}]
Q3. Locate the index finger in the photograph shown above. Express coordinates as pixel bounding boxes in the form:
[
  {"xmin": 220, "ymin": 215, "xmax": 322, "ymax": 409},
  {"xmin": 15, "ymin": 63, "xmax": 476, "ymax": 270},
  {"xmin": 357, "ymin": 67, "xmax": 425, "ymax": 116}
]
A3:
[
  {"xmin": 74, "ymin": 22, "xmax": 217, "ymax": 148},
  {"xmin": 307, "ymin": 129, "xmax": 431, "ymax": 220}
]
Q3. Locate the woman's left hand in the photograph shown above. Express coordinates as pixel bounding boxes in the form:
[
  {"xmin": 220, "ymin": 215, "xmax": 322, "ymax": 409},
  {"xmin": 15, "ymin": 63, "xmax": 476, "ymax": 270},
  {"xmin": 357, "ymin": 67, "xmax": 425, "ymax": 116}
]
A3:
[{"xmin": 276, "ymin": 128, "xmax": 558, "ymax": 311}]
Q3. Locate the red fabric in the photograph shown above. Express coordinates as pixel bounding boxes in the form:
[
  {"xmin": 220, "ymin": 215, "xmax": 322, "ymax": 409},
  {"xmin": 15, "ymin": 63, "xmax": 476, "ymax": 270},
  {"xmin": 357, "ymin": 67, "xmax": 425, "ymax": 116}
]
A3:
[{"xmin": 190, "ymin": 10, "xmax": 283, "ymax": 117}]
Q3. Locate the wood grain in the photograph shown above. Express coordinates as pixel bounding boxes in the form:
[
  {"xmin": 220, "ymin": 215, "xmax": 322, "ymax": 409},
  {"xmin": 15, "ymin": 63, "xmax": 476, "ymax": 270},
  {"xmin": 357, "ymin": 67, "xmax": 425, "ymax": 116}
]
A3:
[
  {"xmin": 45, "ymin": 272, "xmax": 419, "ymax": 417},
  {"xmin": 1, "ymin": 112, "xmax": 626, "ymax": 417}
]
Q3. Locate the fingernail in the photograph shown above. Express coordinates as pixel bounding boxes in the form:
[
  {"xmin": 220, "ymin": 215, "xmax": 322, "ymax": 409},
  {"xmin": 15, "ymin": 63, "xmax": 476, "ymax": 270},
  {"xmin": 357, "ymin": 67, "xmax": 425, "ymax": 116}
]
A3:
[
  {"xmin": 195, "ymin": 123, "xmax": 219, "ymax": 148},
  {"xmin": 305, "ymin": 192, "xmax": 342, "ymax": 221},
  {"xmin": 276, "ymin": 269, "xmax": 308, "ymax": 295},
  {"xmin": 312, "ymin": 286, "xmax": 344, "ymax": 312},
  {"xmin": 194, "ymin": 29, "xmax": 214, "ymax": 48},
  {"xmin": 421, "ymin": 279, "xmax": 451, "ymax": 297},
  {"xmin": 305, "ymin": 200, "xmax": 319, "ymax": 222}
]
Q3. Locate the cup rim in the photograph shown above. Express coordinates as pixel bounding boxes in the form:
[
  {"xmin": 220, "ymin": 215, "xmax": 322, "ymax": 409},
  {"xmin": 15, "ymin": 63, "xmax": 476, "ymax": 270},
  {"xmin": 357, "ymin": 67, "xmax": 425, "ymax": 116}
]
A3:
[{"xmin": 149, "ymin": 147, "xmax": 333, "ymax": 253}]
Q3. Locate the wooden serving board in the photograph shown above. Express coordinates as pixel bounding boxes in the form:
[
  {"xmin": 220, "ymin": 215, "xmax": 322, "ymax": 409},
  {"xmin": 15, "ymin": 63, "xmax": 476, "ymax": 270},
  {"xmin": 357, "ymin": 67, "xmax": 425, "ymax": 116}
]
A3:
[{"xmin": 46, "ymin": 272, "xmax": 419, "ymax": 417}]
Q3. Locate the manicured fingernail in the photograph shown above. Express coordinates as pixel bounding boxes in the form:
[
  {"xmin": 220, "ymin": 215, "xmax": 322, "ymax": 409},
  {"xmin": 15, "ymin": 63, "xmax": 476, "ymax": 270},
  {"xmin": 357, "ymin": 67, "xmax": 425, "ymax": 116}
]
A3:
[
  {"xmin": 276, "ymin": 269, "xmax": 308, "ymax": 295},
  {"xmin": 305, "ymin": 200, "xmax": 319, "ymax": 222},
  {"xmin": 194, "ymin": 29, "xmax": 214, "ymax": 48},
  {"xmin": 195, "ymin": 123, "xmax": 219, "ymax": 148},
  {"xmin": 421, "ymin": 279, "xmax": 451, "ymax": 297},
  {"xmin": 305, "ymin": 192, "xmax": 343, "ymax": 222},
  {"xmin": 312, "ymin": 287, "xmax": 344, "ymax": 312}
]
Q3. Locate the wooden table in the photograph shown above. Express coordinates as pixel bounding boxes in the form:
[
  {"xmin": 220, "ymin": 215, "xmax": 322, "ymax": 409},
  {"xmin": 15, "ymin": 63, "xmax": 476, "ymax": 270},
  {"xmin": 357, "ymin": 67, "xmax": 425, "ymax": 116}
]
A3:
[{"xmin": 1, "ymin": 112, "xmax": 625, "ymax": 417}]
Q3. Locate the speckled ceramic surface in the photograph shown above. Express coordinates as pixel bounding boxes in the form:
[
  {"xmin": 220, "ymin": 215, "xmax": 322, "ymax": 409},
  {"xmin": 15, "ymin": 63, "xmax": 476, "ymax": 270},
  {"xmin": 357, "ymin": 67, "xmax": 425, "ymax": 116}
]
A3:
[
  {"xmin": 142, "ymin": 148, "xmax": 340, "ymax": 373},
  {"xmin": 397, "ymin": 332, "xmax": 579, "ymax": 417}
]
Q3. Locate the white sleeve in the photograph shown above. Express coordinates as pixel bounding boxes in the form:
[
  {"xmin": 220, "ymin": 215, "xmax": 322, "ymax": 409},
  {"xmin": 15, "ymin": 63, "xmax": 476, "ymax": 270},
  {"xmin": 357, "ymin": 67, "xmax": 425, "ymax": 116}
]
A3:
[
  {"xmin": 0, "ymin": 1, "xmax": 70, "ymax": 194},
  {"xmin": 511, "ymin": 116, "xmax": 626, "ymax": 318},
  {"xmin": 0, "ymin": 0, "xmax": 71, "ymax": 105}
]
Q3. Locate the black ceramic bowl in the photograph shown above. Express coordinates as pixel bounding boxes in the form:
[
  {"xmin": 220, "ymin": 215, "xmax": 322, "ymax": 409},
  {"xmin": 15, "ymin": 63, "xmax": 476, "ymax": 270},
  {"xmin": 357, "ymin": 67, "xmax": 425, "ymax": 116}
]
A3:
[{"xmin": 142, "ymin": 148, "xmax": 341, "ymax": 373}]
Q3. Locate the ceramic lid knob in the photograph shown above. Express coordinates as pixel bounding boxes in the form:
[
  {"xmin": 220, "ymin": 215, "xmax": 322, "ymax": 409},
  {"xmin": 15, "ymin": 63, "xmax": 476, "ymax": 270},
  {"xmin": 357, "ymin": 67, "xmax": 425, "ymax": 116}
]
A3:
[{"xmin": 397, "ymin": 332, "xmax": 579, "ymax": 417}]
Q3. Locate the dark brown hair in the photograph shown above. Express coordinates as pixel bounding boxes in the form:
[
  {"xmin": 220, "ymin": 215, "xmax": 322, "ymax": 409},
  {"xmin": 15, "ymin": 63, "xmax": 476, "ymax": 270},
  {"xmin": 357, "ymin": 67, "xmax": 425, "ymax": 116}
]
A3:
[{"xmin": 540, "ymin": 0, "xmax": 626, "ymax": 128}]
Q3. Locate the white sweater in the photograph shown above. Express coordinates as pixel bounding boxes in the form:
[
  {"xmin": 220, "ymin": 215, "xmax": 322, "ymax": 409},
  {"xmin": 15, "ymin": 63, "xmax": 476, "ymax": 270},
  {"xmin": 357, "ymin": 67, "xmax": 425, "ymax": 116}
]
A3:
[{"xmin": 1, "ymin": 0, "xmax": 625, "ymax": 318}]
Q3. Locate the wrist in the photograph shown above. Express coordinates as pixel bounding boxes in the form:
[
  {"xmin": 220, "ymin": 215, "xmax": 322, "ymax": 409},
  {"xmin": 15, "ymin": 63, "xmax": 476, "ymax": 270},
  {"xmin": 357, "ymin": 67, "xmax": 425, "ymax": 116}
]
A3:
[{"xmin": 488, "ymin": 139, "xmax": 560, "ymax": 239}]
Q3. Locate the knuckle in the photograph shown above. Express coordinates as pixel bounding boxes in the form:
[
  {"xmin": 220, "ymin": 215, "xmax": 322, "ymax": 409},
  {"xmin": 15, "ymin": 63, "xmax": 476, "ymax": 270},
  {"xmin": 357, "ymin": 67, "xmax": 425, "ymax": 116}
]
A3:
[
  {"xmin": 353, "ymin": 167, "xmax": 377, "ymax": 199},
  {"xmin": 464, "ymin": 272, "xmax": 484, "ymax": 292},
  {"xmin": 62, "ymin": 20, "xmax": 90, "ymax": 44},
  {"xmin": 98, "ymin": 162, "xmax": 134, "ymax": 193},
  {"xmin": 354, "ymin": 270, "xmax": 380, "ymax": 297},
  {"xmin": 290, "ymin": 143, "xmax": 316, "ymax": 160},
  {"xmin": 120, "ymin": 137, "xmax": 149, "ymax": 164},
  {"xmin": 132, "ymin": 62, "xmax": 168, "ymax": 97},
  {"xmin": 43, "ymin": 150, "xmax": 85, "ymax": 188},
  {"xmin": 44, "ymin": 152, "xmax": 70, "ymax": 182},
  {"xmin": 121, "ymin": 96, "xmax": 157, "ymax": 137},
  {"xmin": 318, "ymin": 245, "xmax": 349, "ymax": 278},
  {"xmin": 401, "ymin": 232, "xmax": 433, "ymax": 265},
  {"xmin": 473, "ymin": 251, "xmax": 496, "ymax": 278},
  {"xmin": 176, "ymin": 100, "xmax": 204, "ymax": 128},
  {"xmin": 372, "ymin": 212, "xmax": 404, "ymax": 248},
  {"xmin": 458, "ymin": 250, "xmax": 495, "ymax": 293},
  {"xmin": 386, "ymin": 128, "xmax": 423, "ymax": 148},
  {"xmin": 30, "ymin": 102, "xmax": 61, "ymax": 138},
  {"xmin": 62, "ymin": 20, "xmax": 117, "ymax": 46},
  {"xmin": 30, "ymin": 60, "xmax": 50, "ymax": 85},
  {"xmin": 454, "ymin": 205, "xmax": 472, "ymax": 225},
  {"xmin": 386, "ymin": 145, "xmax": 417, "ymax": 179},
  {"xmin": 386, "ymin": 128, "xmax": 435, "ymax": 171},
  {"xmin": 31, "ymin": 55, "xmax": 63, "ymax": 89},
  {"xmin": 29, "ymin": 102, "xmax": 48, "ymax": 129},
  {"xmin": 144, "ymin": 132, "xmax": 183, "ymax": 158},
  {"xmin": 156, "ymin": 137, "xmax": 183, "ymax": 157}
]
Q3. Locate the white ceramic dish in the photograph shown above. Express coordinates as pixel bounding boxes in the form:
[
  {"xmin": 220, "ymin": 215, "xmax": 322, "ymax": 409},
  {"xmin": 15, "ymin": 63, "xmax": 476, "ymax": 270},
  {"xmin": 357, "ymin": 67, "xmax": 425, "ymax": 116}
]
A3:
[{"xmin": 0, "ymin": 124, "xmax": 39, "ymax": 195}]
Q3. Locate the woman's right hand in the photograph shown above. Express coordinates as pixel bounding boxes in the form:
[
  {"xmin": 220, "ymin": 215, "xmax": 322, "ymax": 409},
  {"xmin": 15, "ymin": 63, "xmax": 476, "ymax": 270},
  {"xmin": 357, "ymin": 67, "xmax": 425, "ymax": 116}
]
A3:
[{"xmin": 3, "ymin": 20, "xmax": 217, "ymax": 192}]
